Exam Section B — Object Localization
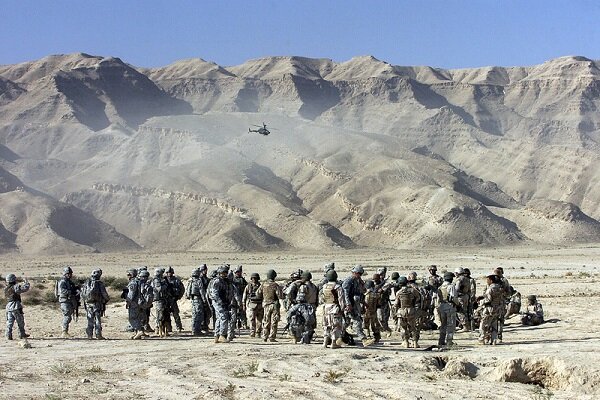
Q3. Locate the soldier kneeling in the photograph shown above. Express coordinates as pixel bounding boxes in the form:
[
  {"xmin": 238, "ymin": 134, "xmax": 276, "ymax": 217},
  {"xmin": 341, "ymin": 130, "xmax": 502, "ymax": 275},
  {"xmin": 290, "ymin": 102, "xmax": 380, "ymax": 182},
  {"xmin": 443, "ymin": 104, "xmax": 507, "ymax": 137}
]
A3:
[{"xmin": 521, "ymin": 295, "xmax": 544, "ymax": 326}]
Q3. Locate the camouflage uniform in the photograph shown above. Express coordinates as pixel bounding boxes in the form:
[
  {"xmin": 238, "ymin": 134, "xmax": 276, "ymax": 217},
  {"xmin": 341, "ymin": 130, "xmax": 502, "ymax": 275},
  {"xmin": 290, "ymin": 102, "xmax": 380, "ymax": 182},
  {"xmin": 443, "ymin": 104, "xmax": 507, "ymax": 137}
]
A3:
[
  {"xmin": 186, "ymin": 269, "xmax": 207, "ymax": 336},
  {"xmin": 321, "ymin": 270, "xmax": 346, "ymax": 348},
  {"xmin": 495, "ymin": 268, "xmax": 510, "ymax": 341},
  {"xmin": 286, "ymin": 298, "xmax": 316, "ymax": 344},
  {"xmin": 198, "ymin": 265, "xmax": 211, "ymax": 331},
  {"xmin": 435, "ymin": 273, "xmax": 458, "ymax": 348},
  {"xmin": 243, "ymin": 274, "xmax": 263, "ymax": 337},
  {"xmin": 231, "ymin": 266, "xmax": 248, "ymax": 329},
  {"xmin": 454, "ymin": 268, "xmax": 472, "ymax": 331},
  {"xmin": 4, "ymin": 274, "xmax": 30, "ymax": 340},
  {"xmin": 364, "ymin": 283, "xmax": 382, "ymax": 343},
  {"xmin": 84, "ymin": 270, "xmax": 110, "ymax": 340},
  {"xmin": 258, "ymin": 270, "xmax": 283, "ymax": 342},
  {"xmin": 478, "ymin": 276, "xmax": 504, "ymax": 345},
  {"xmin": 165, "ymin": 267, "xmax": 185, "ymax": 332},
  {"xmin": 395, "ymin": 278, "xmax": 421, "ymax": 348},
  {"xmin": 227, "ymin": 275, "xmax": 239, "ymax": 341},
  {"xmin": 151, "ymin": 268, "xmax": 169, "ymax": 336},
  {"xmin": 342, "ymin": 266, "xmax": 368, "ymax": 342},
  {"xmin": 125, "ymin": 269, "xmax": 145, "ymax": 339},
  {"xmin": 57, "ymin": 267, "xmax": 79, "ymax": 337},
  {"xmin": 521, "ymin": 295, "xmax": 544, "ymax": 326},
  {"xmin": 209, "ymin": 266, "xmax": 232, "ymax": 342},
  {"xmin": 373, "ymin": 271, "xmax": 392, "ymax": 335},
  {"xmin": 505, "ymin": 288, "xmax": 521, "ymax": 319}
]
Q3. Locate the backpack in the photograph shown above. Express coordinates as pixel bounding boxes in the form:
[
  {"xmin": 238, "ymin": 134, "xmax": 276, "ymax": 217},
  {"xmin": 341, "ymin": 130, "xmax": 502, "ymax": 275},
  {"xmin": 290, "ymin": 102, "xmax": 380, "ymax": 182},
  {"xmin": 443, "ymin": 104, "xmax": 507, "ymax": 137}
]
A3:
[
  {"xmin": 138, "ymin": 281, "xmax": 154, "ymax": 309},
  {"xmin": 80, "ymin": 279, "xmax": 102, "ymax": 303}
]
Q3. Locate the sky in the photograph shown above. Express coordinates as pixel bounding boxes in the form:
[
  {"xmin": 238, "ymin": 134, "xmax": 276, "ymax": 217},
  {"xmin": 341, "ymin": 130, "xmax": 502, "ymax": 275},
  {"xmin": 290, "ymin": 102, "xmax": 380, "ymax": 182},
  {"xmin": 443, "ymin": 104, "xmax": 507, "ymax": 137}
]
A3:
[{"xmin": 2, "ymin": 1, "xmax": 600, "ymax": 69}]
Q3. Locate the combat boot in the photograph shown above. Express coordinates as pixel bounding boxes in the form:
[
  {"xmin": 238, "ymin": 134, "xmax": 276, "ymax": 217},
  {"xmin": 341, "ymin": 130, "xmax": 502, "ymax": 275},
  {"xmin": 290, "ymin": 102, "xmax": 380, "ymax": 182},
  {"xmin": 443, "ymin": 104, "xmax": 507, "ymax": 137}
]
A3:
[
  {"xmin": 362, "ymin": 338, "xmax": 375, "ymax": 347},
  {"xmin": 335, "ymin": 337, "xmax": 344, "ymax": 347},
  {"xmin": 330, "ymin": 341, "xmax": 341, "ymax": 349},
  {"xmin": 323, "ymin": 337, "xmax": 331, "ymax": 348},
  {"xmin": 413, "ymin": 341, "xmax": 420, "ymax": 348},
  {"xmin": 61, "ymin": 329, "xmax": 70, "ymax": 339},
  {"xmin": 96, "ymin": 334, "xmax": 106, "ymax": 340},
  {"xmin": 218, "ymin": 335, "xmax": 228, "ymax": 343},
  {"xmin": 374, "ymin": 332, "xmax": 382, "ymax": 344},
  {"xmin": 6, "ymin": 333, "xmax": 13, "ymax": 340},
  {"xmin": 214, "ymin": 336, "xmax": 219, "ymax": 343},
  {"xmin": 402, "ymin": 340, "xmax": 409, "ymax": 348},
  {"xmin": 132, "ymin": 331, "xmax": 144, "ymax": 340}
]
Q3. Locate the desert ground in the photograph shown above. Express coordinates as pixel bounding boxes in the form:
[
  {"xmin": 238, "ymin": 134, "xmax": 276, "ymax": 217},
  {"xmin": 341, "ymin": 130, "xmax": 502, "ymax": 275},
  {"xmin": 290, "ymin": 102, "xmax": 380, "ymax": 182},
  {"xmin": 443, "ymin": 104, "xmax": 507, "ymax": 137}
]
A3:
[{"xmin": 1, "ymin": 245, "xmax": 600, "ymax": 400}]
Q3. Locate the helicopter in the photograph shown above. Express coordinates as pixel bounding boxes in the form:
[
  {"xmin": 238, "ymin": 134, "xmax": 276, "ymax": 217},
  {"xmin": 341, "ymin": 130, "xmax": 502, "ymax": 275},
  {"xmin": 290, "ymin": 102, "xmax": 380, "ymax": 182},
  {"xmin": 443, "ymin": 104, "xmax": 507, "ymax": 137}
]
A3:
[{"xmin": 248, "ymin": 122, "xmax": 270, "ymax": 136}]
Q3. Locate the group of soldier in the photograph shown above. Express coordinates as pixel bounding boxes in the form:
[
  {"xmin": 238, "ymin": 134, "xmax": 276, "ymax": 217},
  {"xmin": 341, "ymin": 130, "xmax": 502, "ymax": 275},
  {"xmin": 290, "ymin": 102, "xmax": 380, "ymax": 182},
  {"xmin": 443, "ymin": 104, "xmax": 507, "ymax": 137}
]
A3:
[{"xmin": 4, "ymin": 263, "xmax": 544, "ymax": 348}]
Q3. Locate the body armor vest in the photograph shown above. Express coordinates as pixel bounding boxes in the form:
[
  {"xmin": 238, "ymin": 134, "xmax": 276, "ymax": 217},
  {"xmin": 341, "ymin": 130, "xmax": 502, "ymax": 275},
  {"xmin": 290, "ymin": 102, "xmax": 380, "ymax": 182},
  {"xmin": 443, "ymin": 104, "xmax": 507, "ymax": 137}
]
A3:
[
  {"xmin": 4, "ymin": 285, "xmax": 20, "ymax": 303},
  {"xmin": 439, "ymin": 282, "xmax": 450, "ymax": 303},
  {"xmin": 397, "ymin": 287, "xmax": 416, "ymax": 309},
  {"xmin": 322, "ymin": 283, "xmax": 338, "ymax": 305},
  {"xmin": 248, "ymin": 283, "xmax": 261, "ymax": 303},
  {"xmin": 262, "ymin": 281, "xmax": 279, "ymax": 303}
]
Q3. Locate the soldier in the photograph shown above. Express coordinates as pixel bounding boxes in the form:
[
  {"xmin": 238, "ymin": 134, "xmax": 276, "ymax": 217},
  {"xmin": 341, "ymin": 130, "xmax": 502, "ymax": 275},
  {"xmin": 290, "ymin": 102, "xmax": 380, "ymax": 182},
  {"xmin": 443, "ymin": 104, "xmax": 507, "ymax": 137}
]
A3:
[
  {"xmin": 292, "ymin": 271, "xmax": 318, "ymax": 342},
  {"xmin": 435, "ymin": 272, "xmax": 459, "ymax": 348},
  {"xmin": 226, "ymin": 270, "xmax": 239, "ymax": 342},
  {"xmin": 137, "ymin": 266, "xmax": 152, "ymax": 332},
  {"xmin": 186, "ymin": 268, "xmax": 207, "ymax": 336},
  {"xmin": 136, "ymin": 270, "xmax": 153, "ymax": 336},
  {"xmin": 258, "ymin": 269, "xmax": 284, "ymax": 342},
  {"xmin": 57, "ymin": 267, "xmax": 79, "ymax": 338},
  {"xmin": 321, "ymin": 269, "xmax": 345, "ymax": 349},
  {"xmin": 198, "ymin": 264, "xmax": 211, "ymax": 332},
  {"xmin": 494, "ymin": 267, "xmax": 510, "ymax": 342},
  {"xmin": 342, "ymin": 265, "xmax": 374, "ymax": 347},
  {"xmin": 389, "ymin": 272, "xmax": 401, "ymax": 330},
  {"xmin": 363, "ymin": 280, "xmax": 382, "ymax": 343},
  {"xmin": 477, "ymin": 274, "xmax": 504, "ymax": 345},
  {"xmin": 521, "ymin": 295, "xmax": 544, "ymax": 326},
  {"xmin": 4, "ymin": 274, "xmax": 30, "ymax": 340},
  {"xmin": 209, "ymin": 265, "xmax": 232, "ymax": 343},
  {"xmin": 505, "ymin": 286, "xmax": 522, "ymax": 318},
  {"xmin": 464, "ymin": 268, "xmax": 477, "ymax": 328},
  {"xmin": 231, "ymin": 265, "xmax": 248, "ymax": 330},
  {"xmin": 151, "ymin": 268, "xmax": 169, "ymax": 337},
  {"xmin": 126, "ymin": 269, "xmax": 145, "ymax": 340},
  {"xmin": 407, "ymin": 271, "xmax": 428, "ymax": 331},
  {"xmin": 427, "ymin": 265, "xmax": 443, "ymax": 289},
  {"xmin": 395, "ymin": 276, "xmax": 421, "ymax": 348},
  {"xmin": 286, "ymin": 290, "xmax": 317, "ymax": 344},
  {"xmin": 454, "ymin": 267, "xmax": 472, "ymax": 331},
  {"xmin": 374, "ymin": 269, "xmax": 393, "ymax": 336},
  {"xmin": 165, "ymin": 267, "xmax": 185, "ymax": 333},
  {"xmin": 82, "ymin": 269, "xmax": 110, "ymax": 340},
  {"xmin": 242, "ymin": 272, "xmax": 263, "ymax": 337},
  {"xmin": 318, "ymin": 262, "xmax": 335, "ymax": 290},
  {"xmin": 283, "ymin": 269, "xmax": 303, "ymax": 310}
]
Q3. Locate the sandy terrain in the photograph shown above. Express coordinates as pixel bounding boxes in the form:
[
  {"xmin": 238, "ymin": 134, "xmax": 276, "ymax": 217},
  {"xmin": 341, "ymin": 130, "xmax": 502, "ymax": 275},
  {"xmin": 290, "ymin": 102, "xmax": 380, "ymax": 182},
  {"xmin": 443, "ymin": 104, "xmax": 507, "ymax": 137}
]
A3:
[{"xmin": 1, "ymin": 246, "xmax": 600, "ymax": 399}]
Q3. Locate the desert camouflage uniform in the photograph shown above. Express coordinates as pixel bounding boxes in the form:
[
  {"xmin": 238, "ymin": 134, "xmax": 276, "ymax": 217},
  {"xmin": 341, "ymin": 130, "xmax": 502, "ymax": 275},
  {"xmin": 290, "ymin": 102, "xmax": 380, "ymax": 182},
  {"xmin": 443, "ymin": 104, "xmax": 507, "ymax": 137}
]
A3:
[
  {"xmin": 435, "ymin": 280, "xmax": 458, "ymax": 347},
  {"xmin": 243, "ymin": 279, "xmax": 263, "ymax": 337},
  {"xmin": 395, "ymin": 284, "xmax": 421, "ymax": 347},
  {"xmin": 321, "ymin": 281, "xmax": 345, "ymax": 347},
  {"xmin": 478, "ymin": 282, "xmax": 504, "ymax": 344},
  {"xmin": 364, "ymin": 288, "xmax": 382, "ymax": 342},
  {"xmin": 521, "ymin": 301, "xmax": 544, "ymax": 326},
  {"xmin": 258, "ymin": 280, "xmax": 283, "ymax": 341},
  {"xmin": 454, "ymin": 274, "xmax": 472, "ymax": 330},
  {"xmin": 151, "ymin": 273, "xmax": 169, "ymax": 335}
]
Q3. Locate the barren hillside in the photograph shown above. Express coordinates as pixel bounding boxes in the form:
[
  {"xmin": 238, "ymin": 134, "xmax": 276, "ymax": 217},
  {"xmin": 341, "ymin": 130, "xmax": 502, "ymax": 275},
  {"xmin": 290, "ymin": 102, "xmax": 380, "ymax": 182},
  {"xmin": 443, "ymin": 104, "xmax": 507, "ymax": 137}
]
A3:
[{"xmin": 1, "ymin": 53, "xmax": 599, "ymax": 253}]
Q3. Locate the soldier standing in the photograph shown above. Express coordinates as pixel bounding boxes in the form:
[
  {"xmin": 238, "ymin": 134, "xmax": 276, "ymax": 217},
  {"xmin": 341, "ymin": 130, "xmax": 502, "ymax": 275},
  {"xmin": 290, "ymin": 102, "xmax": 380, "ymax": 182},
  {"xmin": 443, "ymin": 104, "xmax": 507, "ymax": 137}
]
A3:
[
  {"xmin": 321, "ymin": 269, "xmax": 345, "ymax": 349},
  {"xmin": 395, "ymin": 276, "xmax": 421, "ymax": 348},
  {"xmin": 342, "ymin": 265, "xmax": 374, "ymax": 347},
  {"xmin": 198, "ymin": 264, "xmax": 211, "ymax": 332},
  {"xmin": 4, "ymin": 274, "xmax": 30, "ymax": 340},
  {"xmin": 165, "ymin": 267, "xmax": 185, "ymax": 333},
  {"xmin": 427, "ymin": 265, "xmax": 443, "ymax": 289},
  {"xmin": 374, "ymin": 268, "xmax": 393, "ymax": 336},
  {"xmin": 494, "ymin": 267, "xmax": 510, "ymax": 343},
  {"xmin": 82, "ymin": 269, "xmax": 110, "ymax": 340},
  {"xmin": 454, "ymin": 267, "xmax": 472, "ymax": 331},
  {"xmin": 136, "ymin": 270, "xmax": 153, "ymax": 336},
  {"xmin": 258, "ymin": 269, "xmax": 283, "ymax": 342},
  {"xmin": 57, "ymin": 267, "xmax": 79, "ymax": 338},
  {"xmin": 477, "ymin": 274, "xmax": 504, "ymax": 345},
  {"xmin": 126, "ymin": 269, "xmax": 145, "ymax": 340},
  {"xmin": 231, "ymin": 265, "xmax": 248, "ymax": 330},
  {"xmin": 435, "ymin": 272, "xmax": 458, "ymax": 348},
  {"xmin": 151, "ymin": 268, "xmax": 169, "ymax": 337},
  {"xmin": 186, "ymin": 268, "xmax": 207, "ymax": 336},
  {"xmin": 209, "ymin": 265, "xmax": 232, "ymax": 343},
  {"xmin": 363, "ymin": 279, "xmax": 382, "ymax": 343},
  {"xmin": 242, "ymin": 272, "xmax": 263, "ymax": 337}
]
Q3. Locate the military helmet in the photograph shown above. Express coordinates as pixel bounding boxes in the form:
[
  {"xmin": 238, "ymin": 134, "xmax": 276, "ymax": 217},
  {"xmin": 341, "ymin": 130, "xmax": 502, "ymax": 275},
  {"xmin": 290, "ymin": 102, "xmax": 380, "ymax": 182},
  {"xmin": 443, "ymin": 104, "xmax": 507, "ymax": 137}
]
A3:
[
  {"xmin": 266, "ymin": 269, "xmax": 277, "ymax": 280},
  {"xmin": 290, "ymin": 269, "xmax": 303, "ymax": 280},
  {"xmin": 199, "ymin": 264, "xmax": 208, "ymax": 271},
  {"xmin": 301, "ymin": 271, "xmax": 312, "ymax": 281},
  {"xmin": 364, "ymin": 280, "xmax": 375, "ymax": 289},
  {"xmin": 391, "ymin": 272, "xmax": 400, "ymax": 280},
  {"xmin": 494, "ymin": 267, "xmax": 504, "ymax": 275},
  {"xmin": 323, "ymin": 262, "xmax": 335, "ymax": 272},
  {"xmin": 155, "ymin": 268, "xmax": 165, "ymax": 276},
  {"xmin": 235, "ymin": 265, "xmax": 243, "ymax": 273},
  {"xmin": 5, "ymin": 273, "xmax": 17, "ymax": 284},
  {"xmin": 377, "ymin": 267, "xmax": 387, "ymax": 275},
  {"xmin": 527, "ymin": 295, "xmax": 537, "ymax": 302},
  {"xmin": 351, "ymin": 265, "xmax": 365, "ymax": 275},
  {"xmin": 428, "ymin": 265, "xmax": 438, "ymax": 271},
  {"xmin": 191, "ymin": 268, "xmax": 201, "ymax": 277},
  {"xmin": 463, "ymin": 268, "xmax": 471, "ymax": 276},
  {"xmin": 166, "ymin": 266, "xmax": 175, "ymax": 274},
  {"xmin": 397, "ymin": 276, "xmax": 408, "ymax": 286},
  {"xmin": 217, "ymin": 265, "xmax": 229, "ymax": 274},
  {"xmin": 63, "ymin": 266, "xmax": 73, "ymax": 276},
  {"xmin": 443, "ymin": 272, "xmax": 455, "ymax": 281},
  {"xmin": 250, "ymin": 272, "xmax": 260, "ymax": 280},
  {"xmin": 127, "ymin": 268, "xmax": 137, "ymax": 277},
  {"xmin": 92, "ymin": 269, "xmax": 102, "ymax": 279},
  {"xmin": 138, "ymin": 270, "xmax": 150, "ymax": 278},
  {"xmin": 454, "ymin": 267, "xmax": 464, "ymax": 275},
  {"xmin": 487, "ymin": 274, "xmax": 499, "ymax": 283},
  {"xmin": 407, "ymin": 271, "xmax": 417, "ymax": 281},
  {"xmin": 326, "ymin": 269, "xmax": 338, "ymax": 282}
]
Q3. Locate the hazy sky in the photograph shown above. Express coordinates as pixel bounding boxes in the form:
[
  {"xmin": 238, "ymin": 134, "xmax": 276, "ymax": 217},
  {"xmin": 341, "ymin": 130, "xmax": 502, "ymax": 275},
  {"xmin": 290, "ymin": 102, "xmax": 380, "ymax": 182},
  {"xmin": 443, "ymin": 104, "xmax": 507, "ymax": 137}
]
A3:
[{"xmin": 2, "ymin": 1, "xmax": 599, "ymax": 68}]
